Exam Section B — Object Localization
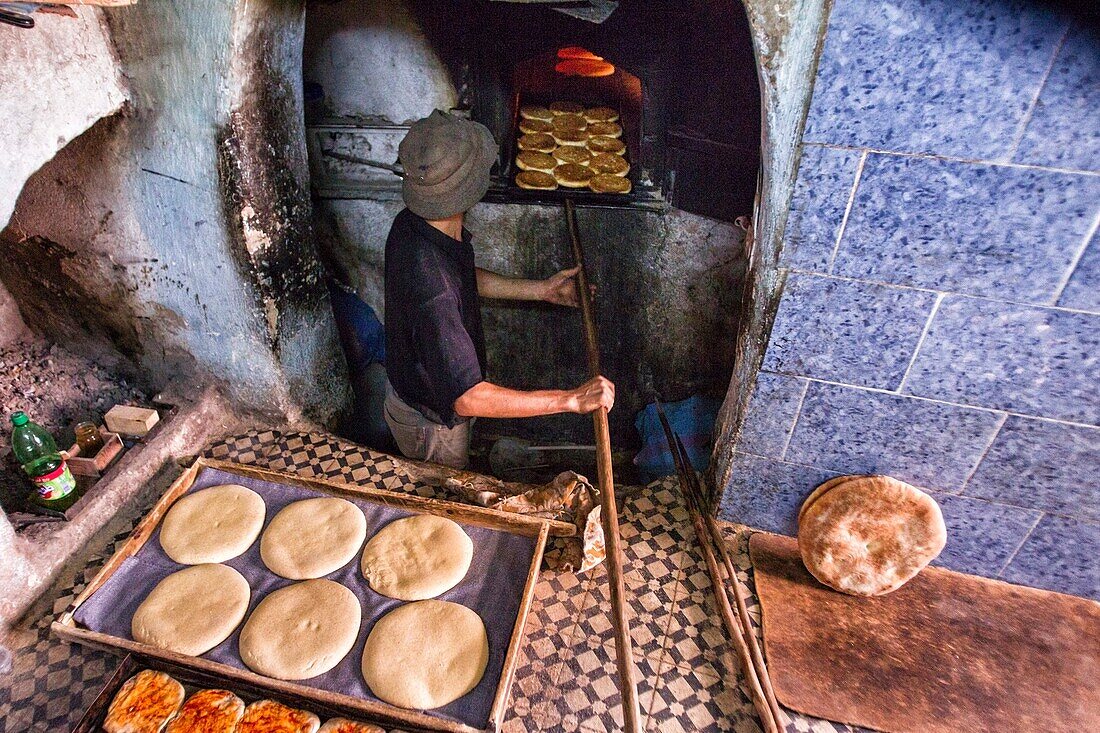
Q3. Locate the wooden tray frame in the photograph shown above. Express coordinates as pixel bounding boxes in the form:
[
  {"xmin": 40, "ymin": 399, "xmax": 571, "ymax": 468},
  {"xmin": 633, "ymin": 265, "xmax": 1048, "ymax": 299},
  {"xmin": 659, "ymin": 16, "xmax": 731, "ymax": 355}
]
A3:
[{"xmin": 53, "ymin": 457, "xmax": 553, "ymax": 733}]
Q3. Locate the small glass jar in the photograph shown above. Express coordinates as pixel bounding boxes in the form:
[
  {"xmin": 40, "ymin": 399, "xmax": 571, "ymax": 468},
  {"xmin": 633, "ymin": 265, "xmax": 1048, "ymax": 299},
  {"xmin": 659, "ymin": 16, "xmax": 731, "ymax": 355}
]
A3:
[{"xmin": 75, "ymin": 422, "xmax": 105, "ymax": 455}]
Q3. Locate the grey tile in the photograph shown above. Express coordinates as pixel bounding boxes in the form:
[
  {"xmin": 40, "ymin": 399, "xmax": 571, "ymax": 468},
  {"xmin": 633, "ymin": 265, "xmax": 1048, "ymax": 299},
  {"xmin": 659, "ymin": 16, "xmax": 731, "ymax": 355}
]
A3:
[
  {"xmin": 803, "ymin": 0, "xmax": 1066, "ymax": 158},
  {"xmin": 736, "ymin": 372, "xmax": 806, "ymax": 459},
  {"xmin": 1015, "ymin": 24, "xmax": 1100, "ymax": 172},
  {"xmin": 903, "ymin": 296, "xmax": 1100, "ymax": 425},
  {"xmin": 965, "ymin": 416, "xmax": 1100, "ymax": 520},
  {"xmin": 785, "ymin": 382, "xmax": 1004, "ymax": 491},
  {"xmin": 718, "ymin": 452, "xmax": 833, "ymax": 535},
  {"xmin": 834, "ymin": 155, "xmax": 1100, "ymax": 302},
  {"xmin": 1002, "ymin": 515, "xmax": 1100, "ymax": 600},
  {"xmin": 1058, "ymin": 230, "xmax": 1100, "ymax": 313},
  {"xmin": 762, "ymin": 273, "xmax": 938, "ymax": 389},
  {"xmin": 780, "ymin": 145, "xmax": 862, "ymax": 272},
  {"xmin": 929, "ymin": 493, "xmax": 1041, "ymax": 578}
]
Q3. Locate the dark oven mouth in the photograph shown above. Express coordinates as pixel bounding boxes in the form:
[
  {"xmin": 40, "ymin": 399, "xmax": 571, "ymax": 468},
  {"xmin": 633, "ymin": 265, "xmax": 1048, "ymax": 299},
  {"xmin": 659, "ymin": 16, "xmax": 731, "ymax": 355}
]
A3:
[{"xmin": 482, "ymin": 47, "xmax": 665, "ymax": 211}]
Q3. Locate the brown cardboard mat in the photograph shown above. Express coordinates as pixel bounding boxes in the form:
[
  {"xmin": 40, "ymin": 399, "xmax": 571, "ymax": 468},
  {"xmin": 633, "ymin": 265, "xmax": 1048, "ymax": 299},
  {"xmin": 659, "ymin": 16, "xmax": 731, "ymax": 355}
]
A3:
[{"xmin": 750, "ymin": 533, "xmax": 1100, "ymax": 733}]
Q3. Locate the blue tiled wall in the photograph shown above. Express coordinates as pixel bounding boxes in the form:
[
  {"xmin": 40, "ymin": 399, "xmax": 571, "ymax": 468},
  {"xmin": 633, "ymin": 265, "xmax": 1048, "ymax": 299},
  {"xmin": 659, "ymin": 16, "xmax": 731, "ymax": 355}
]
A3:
[{"xmin": 721, "ymin": 0, "xmax": 1100, "ymax": 599}]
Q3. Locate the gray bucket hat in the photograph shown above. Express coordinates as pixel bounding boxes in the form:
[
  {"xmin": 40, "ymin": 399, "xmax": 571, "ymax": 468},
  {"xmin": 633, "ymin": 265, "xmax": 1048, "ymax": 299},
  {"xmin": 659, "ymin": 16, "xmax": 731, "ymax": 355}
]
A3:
[{"xmin": 399, "ymin": 110, "xmax": 497, "ymax": 220}]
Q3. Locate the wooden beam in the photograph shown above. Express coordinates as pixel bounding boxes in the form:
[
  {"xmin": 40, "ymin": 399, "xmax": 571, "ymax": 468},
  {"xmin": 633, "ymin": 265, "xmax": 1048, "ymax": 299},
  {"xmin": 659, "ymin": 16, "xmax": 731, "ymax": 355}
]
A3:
[{"xmin": 564, "ymin": 198, "xmax": 643, "ymax": 733}]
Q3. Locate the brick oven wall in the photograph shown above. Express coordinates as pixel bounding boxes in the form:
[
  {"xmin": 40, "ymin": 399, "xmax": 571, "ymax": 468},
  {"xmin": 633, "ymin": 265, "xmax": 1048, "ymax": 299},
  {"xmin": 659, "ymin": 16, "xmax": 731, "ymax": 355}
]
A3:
[{"xmin": 720, "ymin": 0, "xmax": 1100, "ymax": 599}]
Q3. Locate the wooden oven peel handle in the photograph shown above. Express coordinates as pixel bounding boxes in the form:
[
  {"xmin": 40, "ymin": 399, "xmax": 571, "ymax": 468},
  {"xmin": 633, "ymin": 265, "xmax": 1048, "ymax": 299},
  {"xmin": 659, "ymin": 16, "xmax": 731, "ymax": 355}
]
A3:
[
  {"xmin": 655, "ymin": 405, "xmax": 785, "ymax": 733},
  {"xmin": 564, "ymin": 198, "xmax": 643, "ymax": 733}
]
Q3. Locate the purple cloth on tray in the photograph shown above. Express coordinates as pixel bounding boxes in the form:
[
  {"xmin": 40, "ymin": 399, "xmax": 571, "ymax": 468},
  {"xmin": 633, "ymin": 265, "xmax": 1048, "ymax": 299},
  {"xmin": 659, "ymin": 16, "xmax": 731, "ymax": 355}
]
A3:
[{"xmin": 73, "ymin": 466, "xmax": 537, "ymax": 729}]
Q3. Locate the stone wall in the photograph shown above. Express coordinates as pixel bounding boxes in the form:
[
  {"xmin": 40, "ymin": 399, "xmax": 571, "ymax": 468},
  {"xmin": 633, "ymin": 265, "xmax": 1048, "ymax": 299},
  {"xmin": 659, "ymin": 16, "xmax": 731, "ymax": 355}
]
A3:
[
  {"xmin": 0, "ymin": 1, "xmax": 349, "ymax": 423},
  {"xmin": 720, "ymin": 0, "xmax": 1100, "ymax": 600}
]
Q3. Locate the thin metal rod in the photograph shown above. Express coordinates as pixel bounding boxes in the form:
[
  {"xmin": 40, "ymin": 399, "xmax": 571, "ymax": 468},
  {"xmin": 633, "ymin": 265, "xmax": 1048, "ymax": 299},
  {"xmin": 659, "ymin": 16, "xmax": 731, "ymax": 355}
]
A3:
[
  {"xmin": 654, "ymin": 405, "xmax": 784, "ymax": 733},
  {"xmin": 564, "ymin": 198, "xmax": 643, "ymax": 733}
]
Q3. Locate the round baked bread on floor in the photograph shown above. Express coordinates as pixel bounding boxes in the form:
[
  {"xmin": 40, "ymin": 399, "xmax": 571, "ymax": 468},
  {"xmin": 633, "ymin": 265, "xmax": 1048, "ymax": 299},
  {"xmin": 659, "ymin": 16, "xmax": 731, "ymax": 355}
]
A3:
[
  {"xmin": 798, "ymin": 475, "xmax": 947, "ymax": 596},
  {"xmin": 553, "ymin": 145, "xmax": 592, "ymax": 165},
  {"xmin": 361, "ymin": 600, "xmax": 489, "ymax": 710},
  {"xmin": 552, "ymin": 129, "xmax": 589, "ymax": 147},
  {"xmin": 239, "ymin": 580, "xmax": 361, "ymax": 680},
  {"xmin": 104, "ymin": 670, "xmax": 185, "ymax": 733},
  {"xmin": 549, "ymin": 100, "xmax": 584, "ymax": 115},
  {"xmin": 236, "ymin": 700, "xmax": 320, "ymax": 733},
  {"xmin": 589, "ymin": 152, "xmax": 629, "ymax": 176},
  {"xmin": 554, "ymin": 163, "xmax": 595, "ymax": 188},
  {"xmin": 360, "ymin": 514, "xmax": 473, "ymax": 600},
  {"xmin": 519, "ymin": 104, "xmax": 552, "ymax": 122},
  {"xmin": 586, "ymin": 135, "xmax": 626, "ymax": 155},
  {"xmin": 515, "ymin": 151, "xmax": 557, "ymax": 173},
  {"xmin": 518, "ymin": 117, "xmax": 552, "ymax": 135},
  {"xmin": 587, "ymin": 121, "xmax": 622, "ymax": 138},
  {"xmin": 132, "ymin": 564, "xmax": 250, "ymax": 656},
  {"xmin": 584, "ymin": 106, "xmax": 619, "ymax": 123},
  {"xmin": 260, "ymin": 497, "xmax": 367, "ymax": 580},
  {"xmin": 551, "ymin": 113, "xmax": 587, "ymax": 132},
  {"xmin": 165, "ymin": 689, "xmax": 245, "ymax": 733},
  {"xmin": 318, "ymin": 719, "xmax": 386, "ymax": 733},
  {"xmin": 589, "ymin": 174, "xmax": 631, "ymax": 194},
  {"xmin": 515, "ymin": 170, "xmax": 558, "ymax": 190},
  {"xmin": 516, "ymin": 133, "xmax": 556, "ymax": 153},
  {"xmin": 159, "ymin": 484, "xmax": 266, "ymax": 564}
]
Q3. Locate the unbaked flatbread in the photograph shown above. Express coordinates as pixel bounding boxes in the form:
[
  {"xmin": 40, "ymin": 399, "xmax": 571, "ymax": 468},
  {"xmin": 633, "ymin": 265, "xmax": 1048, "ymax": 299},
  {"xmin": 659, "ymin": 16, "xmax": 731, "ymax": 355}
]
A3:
[
  {"xmin": 164, "ymin": 689, "xmax": 245, "ymax": 733},
  {"xmin": 239, "ymin": 580, "xmax": 361, "ymax": 680},
  {"xmin": 236, "ymin": 700, "xmax": 320, "ymax": 733},
  {"xmin": 104, "ymin": 670, "xmax": 185, "ymax": 733},
  {"xmin": 361, "ymin": 600, "xmax": 489, "ymax": 710},
  {"xmin": 260, "ymin": 497, "xmax": 367, "ymax": 579},
  {"xmin": 131, "ymin": 564, "xmax": 250, "ymax": 656},
  {"xmin": 159, "ymin": 484, "xmax": 266, "ymax": 564},
  {"xmin": 360, "ymin": 514, "xmax": 473, "ymax": 600},
  {"xmin": 798, "ymin": 475, "xmax": 947, "ymax": 596}
]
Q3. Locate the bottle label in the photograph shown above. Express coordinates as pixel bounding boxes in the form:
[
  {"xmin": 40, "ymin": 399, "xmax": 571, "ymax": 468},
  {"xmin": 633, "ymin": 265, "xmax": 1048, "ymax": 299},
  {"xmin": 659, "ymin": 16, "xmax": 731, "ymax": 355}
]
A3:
[{"xmin": 33, "ymin": 463, "xmax": 77, "ymax": 502}]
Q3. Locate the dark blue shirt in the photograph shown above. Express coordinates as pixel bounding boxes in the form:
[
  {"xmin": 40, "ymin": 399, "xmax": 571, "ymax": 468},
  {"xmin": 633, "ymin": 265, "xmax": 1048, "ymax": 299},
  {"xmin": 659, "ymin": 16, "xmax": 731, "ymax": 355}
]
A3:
[{"xmin": 384, "ymin": 208, "xmax": 487, "ymax": 426}]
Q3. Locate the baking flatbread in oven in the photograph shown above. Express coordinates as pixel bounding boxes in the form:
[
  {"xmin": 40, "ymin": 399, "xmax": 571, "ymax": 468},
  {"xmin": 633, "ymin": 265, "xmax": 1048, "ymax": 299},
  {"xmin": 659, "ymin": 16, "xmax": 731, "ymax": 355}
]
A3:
[
  {"xmin": 236, "ymin": 700, "xmax": 320, "ymax": 733},
  {"xmin": 515, "ymin": 170, "xmax": 558, "ymax": 190},
  {"xmin": 554, "ymin": 163, "xmax": 595, "ymax": 188},
  {"xmin": 164, "ymin": 689, "xmax": 245, "ymax": 733},
  {"xmin": 516, "ymin": 133, "xmax": 556, "ymax": 153},
  {"xmin": 159, "ymin": 484, "xmax": 265, "ymax": 564},
  {"xmin": 104, "ymin": 669, "xmax": 185, "ymax": 733},
  {"xmin": 360, "ymin": 514, "xmax": 473, "ymax": 600},
  {"xmin": 798, "ymin": 474, "xmax": 947, "ymax": 596}
]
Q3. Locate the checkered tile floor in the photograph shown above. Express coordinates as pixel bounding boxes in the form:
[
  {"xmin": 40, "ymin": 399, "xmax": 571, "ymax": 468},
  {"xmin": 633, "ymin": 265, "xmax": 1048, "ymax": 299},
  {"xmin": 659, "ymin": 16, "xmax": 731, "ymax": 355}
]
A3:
[{"xmin": 0, "ymin": 430, "xmax": 856, "ymax": 732}]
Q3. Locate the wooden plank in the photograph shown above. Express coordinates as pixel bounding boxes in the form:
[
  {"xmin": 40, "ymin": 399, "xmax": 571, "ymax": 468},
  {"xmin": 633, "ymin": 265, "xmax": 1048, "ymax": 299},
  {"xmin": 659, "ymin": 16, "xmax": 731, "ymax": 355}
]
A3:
[
  {"xmin": 55, "ymin": 456, "xmax": 551, "ymax": 733},
  {"xmin": 489, "ymin": 521, "xmax": 550, "ymax": 731},
  {"xmin": 564, "ymin": 198, "xmax": 643, "ymax": 733},
  {"xmin": 199, "ymin": 458, "xmax": 575, "ymax": 538}
]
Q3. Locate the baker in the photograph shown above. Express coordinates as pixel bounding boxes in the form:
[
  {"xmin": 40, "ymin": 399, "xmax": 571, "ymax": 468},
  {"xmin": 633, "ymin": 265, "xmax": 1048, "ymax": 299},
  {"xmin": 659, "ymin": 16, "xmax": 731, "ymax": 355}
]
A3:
[{"xmin": 383, "ymin": 110, "xmax": 615, "ymax": 469}]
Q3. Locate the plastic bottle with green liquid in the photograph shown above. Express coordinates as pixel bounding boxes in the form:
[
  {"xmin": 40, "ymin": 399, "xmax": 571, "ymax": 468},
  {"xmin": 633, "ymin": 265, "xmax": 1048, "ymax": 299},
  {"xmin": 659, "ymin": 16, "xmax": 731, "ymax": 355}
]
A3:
[{"xmin": 10, "ymin": 411, "xmax": 79, "ymax": 512}]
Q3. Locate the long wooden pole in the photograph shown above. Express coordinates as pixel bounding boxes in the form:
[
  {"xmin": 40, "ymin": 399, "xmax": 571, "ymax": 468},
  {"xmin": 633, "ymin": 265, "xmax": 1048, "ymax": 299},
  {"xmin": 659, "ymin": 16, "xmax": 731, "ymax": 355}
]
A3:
[
  {"xmin": 654, "ymin": 407, "xmax": 784, "ymax": 733},
  {"xmin": 564, "ymin": 198, "xmax": 643, "ymax": 733}
]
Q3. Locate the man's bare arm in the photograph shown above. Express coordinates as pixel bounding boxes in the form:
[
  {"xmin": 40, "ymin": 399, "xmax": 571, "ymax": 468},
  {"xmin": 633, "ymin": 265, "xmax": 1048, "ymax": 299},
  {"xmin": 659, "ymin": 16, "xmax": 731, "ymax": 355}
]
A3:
[
  {"xmin": 476, "ymin": 267, "xmax": 583, "ymax": 306},
  {"xmin": 453, "ymin": 376, "xmax": 614, "ymax": 419}
]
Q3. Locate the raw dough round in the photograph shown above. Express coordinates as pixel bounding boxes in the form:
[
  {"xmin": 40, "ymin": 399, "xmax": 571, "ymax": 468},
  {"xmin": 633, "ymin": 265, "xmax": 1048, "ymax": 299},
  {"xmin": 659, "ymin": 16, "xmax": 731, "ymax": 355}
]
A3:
[
  {"xmin": 131, "ymin": 564, "xmax": 250, "ymax": 656},
  {"xmin": 798, "ymin": 475, "xmax": 947, "ymax": 596},
  {"xmin": 159, "ymin": 484, "xmax": 266, "ymax": 564},
  {"xmin": 239, "ymin": 580, "xmax": 361, "ymax": 680},
  {"xmin": 360, "ymin": 515, "xmax": 473, "ymax": 600},
  {"xmin": 260, "ymin": 497, "xmax": 367, "ymax": 579},
  {"xmin": 361, "ymin": 600, "xmax": 488, "ymax": 709}
]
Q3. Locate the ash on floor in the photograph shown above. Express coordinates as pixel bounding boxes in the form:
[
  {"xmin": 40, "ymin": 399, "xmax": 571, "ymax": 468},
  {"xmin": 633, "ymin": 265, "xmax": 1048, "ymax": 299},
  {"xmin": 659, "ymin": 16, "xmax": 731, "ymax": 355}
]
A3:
[{"xmin": 0, "ymin": 338, "xmax": 148, "ymax": 504}]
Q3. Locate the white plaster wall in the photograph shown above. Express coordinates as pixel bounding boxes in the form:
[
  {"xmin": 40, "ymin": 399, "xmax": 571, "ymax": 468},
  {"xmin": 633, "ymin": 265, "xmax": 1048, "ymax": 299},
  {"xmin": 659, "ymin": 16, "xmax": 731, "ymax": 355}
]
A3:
[
  {"xmin": 303, "ymin": 0, "xmax": 457, "ymax": 122},
  {"xmin": 0, "ymin": 8, "xmax": 127, "ymax": 231}
]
